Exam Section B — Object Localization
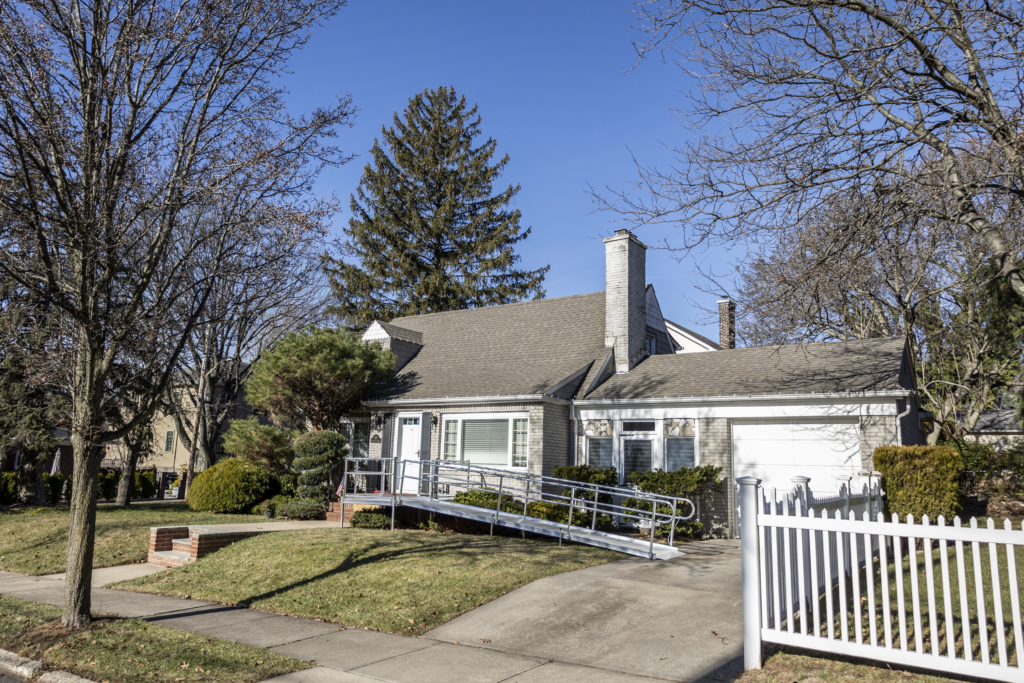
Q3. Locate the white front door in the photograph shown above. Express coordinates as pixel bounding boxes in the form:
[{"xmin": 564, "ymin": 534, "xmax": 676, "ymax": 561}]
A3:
[{"xmin": 395, "ymin": 416, "xmax": 422, "ymax": 494}]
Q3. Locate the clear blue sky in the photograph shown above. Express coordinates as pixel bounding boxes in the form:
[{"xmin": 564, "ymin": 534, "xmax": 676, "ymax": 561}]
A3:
[{"xmin": 284, "ymin": 0, "xmax": 734, "ymax": 339}]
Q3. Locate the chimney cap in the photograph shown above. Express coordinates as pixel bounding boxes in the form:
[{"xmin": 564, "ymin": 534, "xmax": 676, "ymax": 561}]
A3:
[
  {"xmin": 717, "ymin": 297, "xmax": 735, "ymax": 305},
  {"xmin": 603, "ymin": 229, "xmax": 647, "ymax": 248}
]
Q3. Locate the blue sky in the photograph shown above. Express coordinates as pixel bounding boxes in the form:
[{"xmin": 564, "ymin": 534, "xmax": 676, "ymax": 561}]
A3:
[{"xmin": 284, "ymin": 0, "xmax": 733, "ymax": 339}]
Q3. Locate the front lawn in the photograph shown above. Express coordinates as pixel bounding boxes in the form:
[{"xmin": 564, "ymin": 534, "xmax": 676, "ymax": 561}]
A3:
[
  {"xmin": 117, "ymin": 528, "xmax": 618, "ymax": 636},
  {"xmin": 0, "ymin": 593, "xmax": 308, "ymax": 683},
  {"xmin": 0, "ymin": 503, "xmax": 278, "ymax": 575},
  {"xmin": 738, "ymin": 645, "xmax": 976, "ymax": 683}
]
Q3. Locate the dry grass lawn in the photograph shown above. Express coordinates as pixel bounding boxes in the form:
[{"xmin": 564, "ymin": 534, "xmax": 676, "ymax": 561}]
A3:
[
  {"xmin": 0, "ymin": 593, "xmax": 308, "ymax": 683},
  {"xmin": 0, "ymin": 503, "xmax": 278, "ymax": 575},
  {"xmin": 117, "ymin": 527, "xmax": 618, "ymax": 636}
]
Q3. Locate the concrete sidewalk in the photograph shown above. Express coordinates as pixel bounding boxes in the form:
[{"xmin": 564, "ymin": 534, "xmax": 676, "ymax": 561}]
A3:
[{"xmin": 0, "ymin": 565, "xmax": 689, "ymax": 682}]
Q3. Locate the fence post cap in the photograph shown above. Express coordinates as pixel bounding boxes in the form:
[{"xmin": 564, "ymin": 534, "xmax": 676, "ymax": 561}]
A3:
[
  {"xmin": 789, "ymin": 475, "xmax": 811, "ymax": 484},
  {"xmin": 735, "ymin": 476, "xmax": 761, "ymax": 487},
  {"xmin": 834, "ymin": 474, "xmax": 852, "ymax": 481}
]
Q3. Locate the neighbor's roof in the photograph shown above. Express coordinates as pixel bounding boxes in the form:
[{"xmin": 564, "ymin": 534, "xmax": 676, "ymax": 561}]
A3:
[
  {"xmin": 969, "ymin": 410, "xmax": 1023, "ymax": 434},
  {"xmin": 367, "ymin": 292, "xmax": 607, "ymax": 402},
  {"xmin": 582, "ymin": 337, "xmax": 910, "ymax": 401},
  {"xmin": 662, "ymin": 317, "xmax": 720, "ymax": 350}
]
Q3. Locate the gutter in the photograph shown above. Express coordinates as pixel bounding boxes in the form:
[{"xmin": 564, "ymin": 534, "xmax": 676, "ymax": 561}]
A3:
[
  {"xmin": 362, "ymin": 394, "xmax": 571, "ymax": 408},
  {"xmin": 574, "ymin": 389, "xmax": 914, "ymax": 407},
  {"xmin": 895, "ymin": 396, "xmax": 914, "ymax": 445}
]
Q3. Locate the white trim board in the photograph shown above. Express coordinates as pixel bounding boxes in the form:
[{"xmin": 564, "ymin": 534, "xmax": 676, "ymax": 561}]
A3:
[{"xmin": 579, "ymin": 400, "xmax": 900, "ymax": 421}]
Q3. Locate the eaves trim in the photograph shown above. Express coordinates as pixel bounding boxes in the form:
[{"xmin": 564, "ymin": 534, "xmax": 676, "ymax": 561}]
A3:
[
  {"xmin": 575, "ymin": 389, "xmax": 914, "ymax": 407},
  {"xmin": 362, "ymin": 394, "xmax": 570, "ymax": 408}
]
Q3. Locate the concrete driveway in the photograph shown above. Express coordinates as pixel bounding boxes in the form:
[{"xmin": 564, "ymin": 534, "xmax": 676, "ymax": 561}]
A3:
[{"xmin": 425, "ymin": 539, "xmax": 743, "ymax": 683}]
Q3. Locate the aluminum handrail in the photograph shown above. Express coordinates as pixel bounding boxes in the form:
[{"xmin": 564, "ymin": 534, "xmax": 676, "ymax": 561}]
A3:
[{"xmin": 338, "ymin": 457, "xmax": 696, "ymax": 553}]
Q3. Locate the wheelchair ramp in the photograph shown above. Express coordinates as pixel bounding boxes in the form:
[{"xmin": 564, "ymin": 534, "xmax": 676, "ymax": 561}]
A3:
[{"xmin": 337, "ymin": 459, "xmax": 695, "ymax": 561}]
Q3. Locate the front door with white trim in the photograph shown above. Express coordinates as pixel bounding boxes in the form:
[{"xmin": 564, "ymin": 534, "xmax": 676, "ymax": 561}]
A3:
[{"xmin": 395, "ymin": 416, "xmax": 422, "ymax": 494}]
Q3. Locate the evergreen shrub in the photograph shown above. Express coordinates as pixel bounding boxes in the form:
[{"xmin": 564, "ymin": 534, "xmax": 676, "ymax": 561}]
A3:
[
  {"xmin": 452, "ymin": 488, "xmax": 524, "ymax": 514},
  {"xmin": 1, "ymin": 472, "xmax": 16, "ymax": 504},
  {"xmin": 626, "ymin": 466, "xmax": 724, "ymax": 538},
  {"xmin": 276, "ymin": 497, "xmax": 326, "ymax": 520},
  {"xmin": 97, "ymin": 471, "xmax": 118, "ymax": 500},
  {"xmin": 874, "ymin": 446, "xmax": 963, "ymax": 520},
  {"xmin": 293, "ymin": 430, "xmax": 348, "ymax": 499},
  {"xmin": 43, "ymin": 473, "xmax": 63, "ymax": 504},
  {"xmin": 350, "ymin": 508, "xmax": 390, "ymax": 529},
  {"xmin": 132, "ymin": 470, "xmax": 157, "ymax": 499},
  {"xmin": 188, "ymin": 458, "xmax": 278, "ymax": 514}
]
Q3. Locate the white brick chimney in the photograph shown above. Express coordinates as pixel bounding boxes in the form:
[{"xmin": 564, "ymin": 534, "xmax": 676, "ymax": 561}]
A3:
[{"xmin": 604, "ymin": 229, "xmax": 647, "ymax": 373}]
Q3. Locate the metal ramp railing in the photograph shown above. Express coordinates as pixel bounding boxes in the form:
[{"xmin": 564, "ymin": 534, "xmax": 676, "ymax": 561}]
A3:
[{"xmin": 335, "ymin": 457, "xmax": 695, "ymax": 560}]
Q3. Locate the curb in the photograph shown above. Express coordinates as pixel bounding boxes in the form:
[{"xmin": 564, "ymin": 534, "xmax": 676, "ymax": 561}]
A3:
[
  {"xmin": 0, "ymin": 649, "xmax": 41, "ymax": 678},
  {"xmin": 0, "ymin": 648, "xmax": 93, "ymax": 682}
]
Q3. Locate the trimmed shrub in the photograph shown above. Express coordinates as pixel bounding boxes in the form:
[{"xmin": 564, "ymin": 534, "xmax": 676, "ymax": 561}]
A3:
[
  {"xmin": 252, "ymin": 494, "xmax": 293, "ymax": 516},
  {"xmin": 276, "ymin": 497, "xmax": 326, "ymax": 520},
  {"xmin": 553, "ymin": 465, "xmax": 618, "ymax": 487},
  {"xmin": 293, "ymin": 430, "xmax": 348, "ymax": 500},
  {"xmin": 278, "ymin": 473, "xmax": 298, "ymax": 498},
  {"xmin": 97, "ymin": 471, "xmax": 119, "ymax": 500},
  {"xmin": 187, "ymin": 458, "xmax": 278, "ymax": 514},
  {"xmin": 627, "ymin": 466, "xmax": 724, "ymax": 538},
  {"xmin": 43, "ymin": 473, "xmax": 63, "ymax": 504},
  {"xmin": 132, "ymin": 470, "xmax": 157, "ymax": 499},
  {"xmin": 1, "ymin": 472, "xmax": 16, "ymax": 504},
  {"xmin": 452, "ymin": 488, "xmax": 525, "ymax": 515},
  {"xmin": 351, "ymin": 508, "xmax": 390, "ymax": 529},
  {"xmin": 874, "ymin": 446, "xmax": 963, "ymax": 520}
]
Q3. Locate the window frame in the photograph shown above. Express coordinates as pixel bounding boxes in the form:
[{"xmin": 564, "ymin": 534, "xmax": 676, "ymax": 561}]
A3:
[{"xmin": 441, "ymin": 411, "xmax": 529, "ymax": 470}]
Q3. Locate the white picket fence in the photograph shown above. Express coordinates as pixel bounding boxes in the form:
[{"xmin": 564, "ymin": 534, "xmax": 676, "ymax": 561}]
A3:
[{"xmin": 739, "ymin": 476, "xmax": 1024, "ymax": 683}]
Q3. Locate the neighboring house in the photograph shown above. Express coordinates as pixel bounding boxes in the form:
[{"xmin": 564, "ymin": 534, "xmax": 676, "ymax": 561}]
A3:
[
  {"xmin": 663, "ymin": 316, "xmax": 720, "ymax": 353},
  {"xmin": 965, "ymin": 410, "xmax": 1024, "ymax": 451},
  {"xmin": 358, "ymin": 230, "xmax": 924, "ymax": 537}
]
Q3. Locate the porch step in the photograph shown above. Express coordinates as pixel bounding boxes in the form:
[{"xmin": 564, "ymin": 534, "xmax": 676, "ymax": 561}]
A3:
[
  {"xmin": 149, "ymin": 550, "xmax": 192, "ymax": 568},
  {"xmin": 170, "ymin": 538, "xmax": 192, "ymax": 553}
]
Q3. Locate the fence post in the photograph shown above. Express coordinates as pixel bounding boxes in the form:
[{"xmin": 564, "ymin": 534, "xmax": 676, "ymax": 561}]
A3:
[
  {"xmin": 737, "ymin": 476, "xmax": 763, "ymax": 670},
  {"xmin": 790, "ymin": 476, "xmax": 811, "ymax": 514}
]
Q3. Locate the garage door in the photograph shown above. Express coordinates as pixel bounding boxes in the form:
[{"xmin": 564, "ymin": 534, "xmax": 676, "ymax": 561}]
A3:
[{"xmin": 732, "ymin": 418, "xmax": 862, "ymax": 496}]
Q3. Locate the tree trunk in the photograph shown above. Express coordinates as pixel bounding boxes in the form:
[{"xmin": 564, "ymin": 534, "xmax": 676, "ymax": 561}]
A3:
[
  {"xmin": 62, "ymin": 434, "xmax": 100, "ymax": 628},
  {"xmin": 16, "ymin": 455, "xmax": 43, "ymax": 504},
  {"xmin": 115, "ymin": 449, "xmax": 139, "ymax": 507}
]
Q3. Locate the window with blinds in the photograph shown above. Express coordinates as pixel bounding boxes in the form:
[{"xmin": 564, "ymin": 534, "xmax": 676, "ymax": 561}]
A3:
[
  {"xmin": 164, "ymin": 431, "xmax": 174, "ymax": 452},
  {"xmin": 666, "ymin": 437, "xmax": 695, "ymax": 471},
  {"xmin": 588, "ymin": 437, "xmax": 612, "ymax": 469},
  {"xmin": 622, "ymin": 439, "xmax": 652, "ymax": 476},
  {"xmin": 440, "ymin": 414, "xmax": 528, "ymax": 468},
  {"xmin": 461, "ymin": 419, "xmax": 510, "ymax": 465}
]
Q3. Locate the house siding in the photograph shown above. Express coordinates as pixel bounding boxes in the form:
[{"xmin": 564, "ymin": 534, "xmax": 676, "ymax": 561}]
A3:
[
  {"xmin": 698, "ymin": 417, "xmax": 733, "ymax": 538},
  {"xmin": 860, "ymin": 413, "xmax": 898, "ymax": 470}
]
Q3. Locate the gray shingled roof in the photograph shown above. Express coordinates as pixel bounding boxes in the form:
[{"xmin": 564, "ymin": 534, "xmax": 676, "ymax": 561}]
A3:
[
  {"xmin": 663, "ymin": 318, "xmax": 720, "ymax": 350},
  {"xmin": 969, "ymin": 410, "xmax": 1023, "ymax": 433},
  {"xmin": 582, "ymin": 337, "xmax": 910, "ymax": 401},
  {"xmin": 368, "ymin": 292, "xmax": 608, "ymax": 401}
]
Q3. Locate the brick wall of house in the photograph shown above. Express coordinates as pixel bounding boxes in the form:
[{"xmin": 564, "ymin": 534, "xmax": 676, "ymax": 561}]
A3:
[
  {"xmin": 860, "ymin": 414, "xmax": 898, "ymax": 470},
  {"xmin": 698, "ymin": 418, "xmax": 733, "ymax": 538}
]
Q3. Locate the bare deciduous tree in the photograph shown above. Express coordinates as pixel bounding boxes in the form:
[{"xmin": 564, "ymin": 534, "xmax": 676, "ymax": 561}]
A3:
[
  {"xmin": 0, "ymin": 0, "xmax": 353, "ymax": 627},
  {"xmin": 733, "ymin": 177, "xmax": 1023, "ymax": 443},
  {"xmin": 605, "ymin": 0, "xmax": 1024, "ymax": 301}
]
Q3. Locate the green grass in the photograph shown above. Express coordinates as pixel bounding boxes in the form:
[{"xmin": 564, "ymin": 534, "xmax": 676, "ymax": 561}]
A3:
[
  {"xmin": 0, "ymin": 502, "xmax": 279, "ymax": 575},
  {"xmin": 117, "ymin": 528, "xmax": 618, "ymax": 636},
  {"xmin": 737, "ymin": 645, "xmax": 977, "ymax": 683},
  {"xmin": 783, "ymin": 530, "xmax": 1023, "ymax": 666},
  {"xmin": 0, "ymin": 593, "xmax": 309, "ymax": 683}
]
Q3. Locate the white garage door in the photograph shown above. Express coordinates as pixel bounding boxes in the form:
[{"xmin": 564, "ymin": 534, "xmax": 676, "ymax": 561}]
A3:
[{"xmin": 732, "ymin": 418, "xmax": 862, "ymax": 496}]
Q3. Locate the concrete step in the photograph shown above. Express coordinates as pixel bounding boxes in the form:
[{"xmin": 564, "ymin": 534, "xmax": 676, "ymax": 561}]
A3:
[
  {"xmin": 170, "ymin": 538, "xmax": 192, "ymax": 553},
  {"xmin": 149, "ymin": 550, "xmax": 192, "ymax": 568}
]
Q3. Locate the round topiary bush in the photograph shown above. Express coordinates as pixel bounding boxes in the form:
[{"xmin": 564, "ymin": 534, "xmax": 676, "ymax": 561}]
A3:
[
  {"xmin": 187, "ymin": 458, "xmax": 278, "ymax": 513},
  {"xmin": 293, "ymin": 430, "xmax": 348, "ymax": 499}
]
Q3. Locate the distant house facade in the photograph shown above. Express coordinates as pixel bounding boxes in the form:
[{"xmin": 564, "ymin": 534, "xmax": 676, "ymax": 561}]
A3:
[
  {"xmin": 965, "ymin": 410, "xmax": 1024, "ymax": 451},
  {"xmin": 358, "ymin": 230, "xmax": 924, "ymax": 537}
]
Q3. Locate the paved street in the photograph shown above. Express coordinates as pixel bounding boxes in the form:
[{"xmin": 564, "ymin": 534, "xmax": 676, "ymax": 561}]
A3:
[{"xmin": 0, "ymin": 539, "xmax": 743, "ymax": 683}]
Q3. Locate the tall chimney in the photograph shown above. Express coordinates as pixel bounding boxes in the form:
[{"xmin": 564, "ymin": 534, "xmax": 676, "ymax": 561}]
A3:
[
  {"xmin": 604, "ymin": 229, "xmax": 647, "ymax": 372},
  {"xmin": 718, "ymin": 298, "xmax": 736, "ymax": 350}
]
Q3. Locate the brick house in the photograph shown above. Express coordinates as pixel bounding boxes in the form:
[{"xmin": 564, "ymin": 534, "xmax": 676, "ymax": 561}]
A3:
[{"xmin": 353, "ymin": 230, "xmax": 923, "ymax": 537}]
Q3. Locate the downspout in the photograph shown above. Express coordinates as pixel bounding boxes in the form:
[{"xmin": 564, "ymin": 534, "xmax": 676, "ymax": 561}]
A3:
[
  {"xmin": 895, "ymin": 395, "xmax": 913, "ymax": 446},
  {"xmin": 570, "ymin": 399, "xmax": 578, "ymax": 466}
]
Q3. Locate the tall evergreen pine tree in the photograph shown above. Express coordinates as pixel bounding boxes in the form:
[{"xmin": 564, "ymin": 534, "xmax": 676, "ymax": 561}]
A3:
[{"xmin": 327, "ymin": 86, "xmax": 548, "ymax": 328}]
